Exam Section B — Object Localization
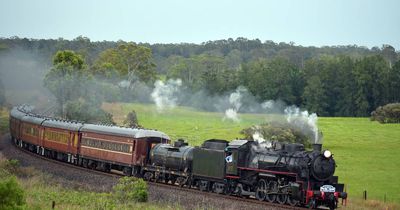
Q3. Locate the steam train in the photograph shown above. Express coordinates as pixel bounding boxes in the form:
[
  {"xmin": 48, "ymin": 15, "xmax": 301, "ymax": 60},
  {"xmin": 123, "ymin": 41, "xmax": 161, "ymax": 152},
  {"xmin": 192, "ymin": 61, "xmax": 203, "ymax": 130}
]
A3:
[{"xmin": 9, "ymin": 106, "xmax": 347, "ymax": 209}]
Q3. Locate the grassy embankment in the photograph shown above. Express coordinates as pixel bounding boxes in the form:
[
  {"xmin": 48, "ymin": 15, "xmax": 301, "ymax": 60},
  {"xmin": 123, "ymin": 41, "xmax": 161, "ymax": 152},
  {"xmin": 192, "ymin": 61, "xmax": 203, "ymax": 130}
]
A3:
[
  {"xmin": 103, "ymin": 102, "xmax": 400, "ymax": 208},
  {"xmin": 0, "ymin": 156, "xmax": 180, "ymax": 210}
]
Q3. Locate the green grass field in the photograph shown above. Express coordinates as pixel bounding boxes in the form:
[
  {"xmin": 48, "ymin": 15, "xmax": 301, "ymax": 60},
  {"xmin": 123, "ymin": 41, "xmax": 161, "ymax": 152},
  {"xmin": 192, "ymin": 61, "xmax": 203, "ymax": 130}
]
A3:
[{"xmin": 103, "ymin": 102, "xmax": 400, "ymax": 204}]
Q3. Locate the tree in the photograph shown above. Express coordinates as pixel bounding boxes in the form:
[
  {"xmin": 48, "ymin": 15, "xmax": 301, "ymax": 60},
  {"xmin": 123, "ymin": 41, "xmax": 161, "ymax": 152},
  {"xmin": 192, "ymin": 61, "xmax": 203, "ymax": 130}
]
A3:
[
  {"xmin": 381, "ymin": 45, "xmax": 397, "ymax": 68},
  {"xmin": 43, "ymin": 50, "xmax": 87, "ymax": 117},
  {"xmin": 334, "ymin": 56, "xmax": 357, "ymax": 116},
  {"xmin": 239, "ymin": 58, "xmax": 300, "ymax": 104},
  {"xmin": 302, "ymin": 75, "xmax": 328, "ymax": 116},
  {"xmin": 353, "ymin": 55, "xmax": 390, "ymax": 116},
  {"xmin": 123, "ymin": 110, "xmax": 140, "ymax": 128},
  {"xmin": 302, "ymin": 56, "xmax": 360, "ymax": 117},
  {"xmin": 167, "ymin": 54, "xmax": 237, "ymax": 94},
  {"xmin": 92, "ymin": 43, "xmax": 157, "ymax": 84},
  {"xmin": 388, "ymin": 60, "xmax": 400, "ymax": 102}
]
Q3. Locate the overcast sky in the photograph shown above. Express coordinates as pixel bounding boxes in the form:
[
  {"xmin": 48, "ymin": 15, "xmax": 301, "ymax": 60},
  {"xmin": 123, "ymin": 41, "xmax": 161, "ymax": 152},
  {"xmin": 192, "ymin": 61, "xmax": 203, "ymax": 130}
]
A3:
[{"xmin": 1, "ymin": 0, "xmax": 399, "ymax": 49}]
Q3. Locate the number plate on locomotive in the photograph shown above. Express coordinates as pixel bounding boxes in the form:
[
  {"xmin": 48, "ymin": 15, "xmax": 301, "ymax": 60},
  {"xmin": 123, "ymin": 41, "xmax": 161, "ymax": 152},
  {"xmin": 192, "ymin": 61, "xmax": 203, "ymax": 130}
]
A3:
[{"xmin": 320, "ymin": 185, "xmax": 335, "ymax": 192}]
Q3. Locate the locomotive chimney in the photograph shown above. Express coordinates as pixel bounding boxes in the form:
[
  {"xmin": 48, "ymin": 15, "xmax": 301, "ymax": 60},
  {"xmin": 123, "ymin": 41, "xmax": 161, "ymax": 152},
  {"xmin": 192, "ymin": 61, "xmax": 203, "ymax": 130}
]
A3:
[{"xmin": 312, "ymin": 144, "xmax": 322, "ymax": 153}]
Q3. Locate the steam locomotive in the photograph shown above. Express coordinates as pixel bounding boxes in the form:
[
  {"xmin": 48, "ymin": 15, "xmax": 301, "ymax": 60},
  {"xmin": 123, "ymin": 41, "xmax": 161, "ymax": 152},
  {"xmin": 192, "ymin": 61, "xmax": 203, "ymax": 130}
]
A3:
[
  {"xmin": 9, "ymin": 106, "xmax": 347, "ymax": 209},
  {"xmin": 147, "ymin": 139, "xmax": 347, "ymax": 209}
]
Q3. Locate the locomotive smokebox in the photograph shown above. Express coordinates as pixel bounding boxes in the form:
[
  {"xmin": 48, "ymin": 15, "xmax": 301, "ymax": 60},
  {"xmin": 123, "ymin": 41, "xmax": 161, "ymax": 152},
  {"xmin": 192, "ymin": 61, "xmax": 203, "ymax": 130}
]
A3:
[{"xmin": 313, "ymin": 143, "xmax": 322, "ymax": 152}]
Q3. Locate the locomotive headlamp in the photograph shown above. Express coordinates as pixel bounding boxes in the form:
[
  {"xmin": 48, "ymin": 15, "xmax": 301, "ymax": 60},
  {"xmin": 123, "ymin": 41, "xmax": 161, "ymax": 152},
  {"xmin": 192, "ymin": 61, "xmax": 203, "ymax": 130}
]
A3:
[{"xmin": 323, "ymin": 150, "xmax": 332, "ymax": 158}]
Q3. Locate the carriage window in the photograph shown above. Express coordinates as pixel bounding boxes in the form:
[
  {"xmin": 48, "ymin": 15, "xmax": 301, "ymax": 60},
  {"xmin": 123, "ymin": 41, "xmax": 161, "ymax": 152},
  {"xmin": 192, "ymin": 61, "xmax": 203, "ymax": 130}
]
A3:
[
  {"xmin": 44, "ymin": 130, "xmax": 69, "ymax": 144},
  {"xmin": 23, "ymin": 125, "xmax": 39, "ymax": 137},
  {"xmin": 81, "ymin": 138, "xmax": 130, "ymax": 153}
]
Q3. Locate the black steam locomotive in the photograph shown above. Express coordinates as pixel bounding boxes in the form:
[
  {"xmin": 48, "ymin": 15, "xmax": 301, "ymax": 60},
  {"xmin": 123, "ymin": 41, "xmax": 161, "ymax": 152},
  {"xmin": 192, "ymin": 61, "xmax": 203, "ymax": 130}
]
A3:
[{"xmin": 144, "ymin": 139, "xmax": 347, "ymax": 209}]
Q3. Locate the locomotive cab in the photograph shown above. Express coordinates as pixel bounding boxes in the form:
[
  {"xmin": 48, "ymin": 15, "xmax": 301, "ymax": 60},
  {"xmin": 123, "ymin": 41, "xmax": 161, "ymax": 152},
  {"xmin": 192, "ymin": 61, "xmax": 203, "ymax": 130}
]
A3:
[{"xmin": 225, "ymin": 140, "xmax": 251, "ymax": 175}]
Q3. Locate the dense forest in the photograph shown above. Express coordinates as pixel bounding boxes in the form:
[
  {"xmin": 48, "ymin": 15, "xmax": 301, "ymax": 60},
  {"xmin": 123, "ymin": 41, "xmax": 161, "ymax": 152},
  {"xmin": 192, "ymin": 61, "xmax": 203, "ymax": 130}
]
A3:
[{"xmin": 0, "ymin": 36, "xmax": 399, "ymax": 117}]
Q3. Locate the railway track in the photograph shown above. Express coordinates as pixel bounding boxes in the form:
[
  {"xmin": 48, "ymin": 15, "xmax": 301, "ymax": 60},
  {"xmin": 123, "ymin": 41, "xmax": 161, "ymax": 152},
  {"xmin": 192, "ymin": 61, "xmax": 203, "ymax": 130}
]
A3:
[{"xmin": 7, "ymin": 134, "xmax": 305, "ymax": 210}]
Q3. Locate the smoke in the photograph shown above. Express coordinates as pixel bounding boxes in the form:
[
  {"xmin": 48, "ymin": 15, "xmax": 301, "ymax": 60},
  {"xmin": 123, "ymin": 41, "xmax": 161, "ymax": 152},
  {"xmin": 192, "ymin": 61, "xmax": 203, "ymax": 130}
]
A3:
[
  {"xmin": 252, "ymin": 130, "xmax": 272, "ymax": 149},
  {"xmin": 223, "ymin": 86, "xmax": 247, "ymax": 122},
  {"xmin": 0, "ymin": 48, "xmax": 52, "ymax": 109},
  {"xmin": 145, "ymin": 79, "xmax": 321, "ymax": 145},
  {"xmin": 151, "ymin": 79, "xmax": 182, "ymax": 112},
  {"xmin": 284, "ymin": 106, "xmax": 320, "ymax": 144},
  {"xmin": 118, "ymin": 80, "xmax": 130, "ymax": 88},
  {"xmin": 224, "ymin": 108, "xmax": 239, "ymax": 122},
  {"xmin": 229, "ymin": 86, "xmax": 244, "ymax": 110}
]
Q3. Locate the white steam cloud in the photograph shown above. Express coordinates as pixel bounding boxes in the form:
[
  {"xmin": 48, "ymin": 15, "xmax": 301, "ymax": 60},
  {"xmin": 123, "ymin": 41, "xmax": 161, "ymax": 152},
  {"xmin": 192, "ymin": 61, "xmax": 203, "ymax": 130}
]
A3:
[
  {"xmin": 284, "ymin": 106, "xmax": 320, "ymax": 143},
  {"xmin": 252, "ymin": 130, "xmax": 272, "ymax": 149},
  {"xmin": 151, "ymin": 79, "xmax": 182, "ymax": 112},
  {"xmin": 224, "ymin": 108, "xmax": 240, "ymax": 122},
  {"xmin": 223, "ymin": 86, "xmax": 247, "ymax": 122}
]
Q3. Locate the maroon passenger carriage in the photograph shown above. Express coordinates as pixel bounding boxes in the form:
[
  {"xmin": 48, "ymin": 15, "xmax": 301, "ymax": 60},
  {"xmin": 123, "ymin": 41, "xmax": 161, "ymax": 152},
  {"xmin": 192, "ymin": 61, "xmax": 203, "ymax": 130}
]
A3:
[
  {"xmin": 9, "ymin": 106, "xmax": 170, "ymax": 175},
  {"xmin": 78, "ymin": 124, "xmax": 170, "ymax": 175}
]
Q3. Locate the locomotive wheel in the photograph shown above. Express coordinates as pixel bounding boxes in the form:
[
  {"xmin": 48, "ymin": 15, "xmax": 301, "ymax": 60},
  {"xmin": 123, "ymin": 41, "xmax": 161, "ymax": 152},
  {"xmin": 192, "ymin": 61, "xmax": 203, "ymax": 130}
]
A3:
[
  {"xmin": 265, "ymin": 181, "xmax": 278, "ymax": 203},
  {"xmin": 212, "ymin": 183, "xmax": 224, "ymax": 194},
  {"xmin": 224, "ymin": 186, "xmax": 232, "ymax": 196},
  {"xmin": 143, "ymin": 172, "xmax": 153, "ymax": 181},
  {"xmin": 224, "ymin": 182, "xmax": 233, "ymax": 196},
  {"xmin": 287, "ymin": 196, "xmax": 299, "ymax": 206},
  {"xmin": 169, "ymin": 176, "xmax": 177, "ymax": 185},
  {"xmin": 277, "ymin": 187, "xmax": 288, "ymax": 204},
  {"xmin": 276, "ymin": 193, "xmax": 288, "ymax": 204},
  {"xmin": 255, "ymin": 179, "xmax": 267, "ymax": 201},
  {"xmin": 176, "ymin": 177, "xmax": 186, "ymax": 187}
]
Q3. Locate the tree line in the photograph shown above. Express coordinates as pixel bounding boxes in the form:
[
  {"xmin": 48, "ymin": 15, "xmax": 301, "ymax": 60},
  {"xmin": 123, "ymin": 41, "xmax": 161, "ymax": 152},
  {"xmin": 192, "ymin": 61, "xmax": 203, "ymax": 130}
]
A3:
[{"xmin": 0, "ymin": 36, "xmax": 399, "ymax": 117}]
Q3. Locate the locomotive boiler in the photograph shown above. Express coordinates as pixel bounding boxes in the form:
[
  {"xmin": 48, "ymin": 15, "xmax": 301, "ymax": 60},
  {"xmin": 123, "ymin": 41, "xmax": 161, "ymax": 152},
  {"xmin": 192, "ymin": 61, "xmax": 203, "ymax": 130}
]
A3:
[
  {"xmin": 249, "ymin": 142, "xmax": 336, "ymax": 181},
  {"xmin": 150, "ymin": 139, "xmax": 194, "ymax": 172}
]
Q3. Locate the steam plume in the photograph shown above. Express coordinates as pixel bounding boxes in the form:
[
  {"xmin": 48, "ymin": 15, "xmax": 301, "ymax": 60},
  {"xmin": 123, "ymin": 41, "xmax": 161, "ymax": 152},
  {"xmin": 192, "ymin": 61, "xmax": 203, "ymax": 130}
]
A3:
[
  {"xmin": 151, "ymin": 79, "xmax": 182, "ymax": 112},
  {"xmin": 284, "ymin": 106, "xmax": 320, "ymax": 143},
  {"xmin": 223, "ymin": 86, "xmax": 247, "ymax": 122}
]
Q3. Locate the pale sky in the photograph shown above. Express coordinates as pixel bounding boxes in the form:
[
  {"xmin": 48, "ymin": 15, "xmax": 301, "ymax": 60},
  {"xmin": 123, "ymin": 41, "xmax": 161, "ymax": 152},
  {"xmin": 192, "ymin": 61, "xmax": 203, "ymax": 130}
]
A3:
[{"xmin": 1, "ymin": 0, "xmax": 399, "ymax": 49}]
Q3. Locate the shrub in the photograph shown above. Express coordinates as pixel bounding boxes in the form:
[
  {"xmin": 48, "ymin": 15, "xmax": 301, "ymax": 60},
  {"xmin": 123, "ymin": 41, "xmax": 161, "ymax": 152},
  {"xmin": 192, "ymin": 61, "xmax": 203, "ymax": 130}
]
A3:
[
  {"xmin": 0, "ymin": 176, "xmax": 26, "ymax": 210},
  {"xmin": 123, "ymin": 110, "xmax": 140, "ymax": 128},
  {"xmin": 4, "ymin": 159, "xmax": 19, "ymax": 173},
  {"xmin": 113, "ymin": 176, "xmax": 148, "ymax": 202},
  {"xmin": 241, "ymin": 121, "xmax": 312, "ymax": 148},
  {"xmin": 371, "ymin": 103, "xmax": 400, "ymax": 123},
  {"xmin": 65, "ymin": 100, "xmax": 115, "ymax": 124}
]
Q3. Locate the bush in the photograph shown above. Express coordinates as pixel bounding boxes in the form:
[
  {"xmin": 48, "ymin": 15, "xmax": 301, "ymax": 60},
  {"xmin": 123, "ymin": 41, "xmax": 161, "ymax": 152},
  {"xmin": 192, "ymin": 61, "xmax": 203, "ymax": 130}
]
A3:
[
  {"xmin": 3, "ymin": 159, "xmax": 19, "ymax": 173},
  {"xmin": 113, "ymin": 176, "xmax": 148, "ymax": 202},
  {"xmin": 65, "ymin": 100, "xmax": 115, "ymax": 124},
  {"xmin": 371, "ymin": 103, "xmax": 400, "ymax": 123},
  {"xmin": 241, "ymin": 121, "xmax": 312, "ymax": 148},
  {"xmin": 123, "ymin": 110, "xmax": 140, "ymax": 128},
  {"xmin": 0, "ymin": 176, "xmax": 26, "ymax": 210}
]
